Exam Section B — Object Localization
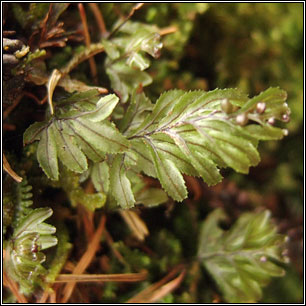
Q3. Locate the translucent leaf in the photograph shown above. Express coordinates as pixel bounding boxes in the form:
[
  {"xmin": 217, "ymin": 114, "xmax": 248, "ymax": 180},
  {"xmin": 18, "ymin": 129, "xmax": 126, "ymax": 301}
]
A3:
[
  {"xmin": 56, "ymin": 166, "xmax": 106, "ymax": 211},
  {"xmin": 119, "ymin": 89, "xmax": 153, "ymax": 135},
  {"xmin": 56, "ymin": 92, "xmax": 118, "ymax": 120},
  {"xmin": 135, "ymin": 89, "xmax": 185, "ymax": 135},
  {"xmin": 91, "ymin": 161, "xmax": 110, "ymax": 193},
  {"xmin": 37, "ymin": 126, "xmax": 59, "ymax": 180},
  {"xmin": 150, "ymin": 134, "xmax": 197, "ymax": 176},
  {"xmin": 115, "ymin": 21, "xmax": 162, "ymax": 58},
  {"xmin": 82, "ymin": 94, "xmax": 119, "ymax": 122},
  {"xmin": 24, "ymin": 90, "xmax": 128, "ymax": 178},
  {"xmin": 245, "ymin": 123, "xmax": 285, "ymax": 140},
  {"xmin": 198, "ymin": 209, "xmax": 288, "ymax": 303},
  {"xmin": 130, "ymin": 138, "xmax": 157, "ymax": 178},
  {"xmin": 23, "ymin": 121, "xmax": 48, "ymax": 145},
  {"xmin": 105, "ymin": 21, "xmax": 162, "ymax": 102},
  {"xmin": 164, "ymin": 130, "xmax": 222, "ymax": 185},
  {"xmin": 239, "ymin": 87, "xmax": 288, "ymax": 118},
  {"xmin": 102, "ymin": 39, "xmax": 120, "ymax": 60},
  {"xmin": 106, "ymin": 59, "xmax": 152, "ymax": 103},
  {"xmin": 37, "ymin": 235, "xmax": 58, "ymax": 250},
  {"xmin": 126, "ymin": 52, "xmax": 150, "ymax": 71},
  {"xmin": 72, "ymin": 118, "xmax": 129, "ymax": 154},
  {"xmin": 55, "ymin": 88, "xmax": 100, "ymax": 107},
  {"xmin": 73, "ymin": 131, "xmax": 106, "ymax": 163},
  {"xmin": 13, "ymin": 208, "xmax": 55, "ymax": 239},
  {"xmin": 109, "ymin": 154, "xmax": 135, "ymax": 209},
  {"xmin": 135, "ymin": 188, "xmax": 168, "ymax": 207},
  {"xmin": 127, "ymin": 88, "xmax": 290, "ymax": 201},
  {"xmin": 52, "ymin": 123, "xmax": 88, "ymax": 173},
  {"xmin": 145, "ymin": 139, "xmax": 187, "ymax": 202}
]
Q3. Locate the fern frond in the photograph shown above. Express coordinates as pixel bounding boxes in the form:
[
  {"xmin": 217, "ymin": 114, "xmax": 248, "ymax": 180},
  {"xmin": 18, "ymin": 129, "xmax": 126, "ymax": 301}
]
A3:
[
  {"xmin": 12, "ymin": 178, "xmax": 33, "ymax": 227},
  {"xmin": 4, "ymin": 178, "xmax": 58, "ymax": 295}
]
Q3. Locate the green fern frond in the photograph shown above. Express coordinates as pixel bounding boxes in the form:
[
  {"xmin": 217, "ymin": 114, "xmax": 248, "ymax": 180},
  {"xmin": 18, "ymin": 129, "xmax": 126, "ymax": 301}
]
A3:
[
  {"xmin": 4, "ymin": 178, "xmax": 58, "ymax": 295},
  {"xmin": 12, "ymin": 178, "xmax": 33, "ymax": 227}
]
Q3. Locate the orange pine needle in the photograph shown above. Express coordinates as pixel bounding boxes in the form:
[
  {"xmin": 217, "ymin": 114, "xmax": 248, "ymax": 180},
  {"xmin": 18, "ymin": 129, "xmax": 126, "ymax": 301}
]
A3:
[{"xmin": 55, "ymin": 271, "xmax": 147, "ymax": 283}]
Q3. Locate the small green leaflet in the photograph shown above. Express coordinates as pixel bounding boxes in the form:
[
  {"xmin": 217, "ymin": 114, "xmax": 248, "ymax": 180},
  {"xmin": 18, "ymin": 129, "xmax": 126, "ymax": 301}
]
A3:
[
  {"xmin": 37, "ymin": 126, "xmax": 59, "ymax": 180},
  {"xmin": 91, "ymin": 161, "xmax": 110, "ymax": 194},
  {"xmin": 52, "ymin": 122, "xmax": 87, "ymax": 173},
  {"xmin": 24, "ymin": 92, "xmax": 129, "ymax": 180},
  {"xmin": 109, "ymin": 154, "xmax": 135, "ymax": 209},
  {"xmin": 145, "ymin": 137, "xmax": 187, "ymax": 202},
  {"xmin": 198, "ymin": 209, "xmax": 289, "ymax": 303}
]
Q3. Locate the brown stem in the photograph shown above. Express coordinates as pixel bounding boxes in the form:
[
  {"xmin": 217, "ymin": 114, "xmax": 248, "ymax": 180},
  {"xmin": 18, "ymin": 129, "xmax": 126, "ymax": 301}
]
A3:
[
  {"xmin": 78, "ymin": 3, "xmax": 98, "ymax": 85},
  {"xmin": 108, "ymin": 3, "xmax": 145, "ymax": 39},
  {"xmin": 88, "ymin": 3, "xmax": 108, "ymax": 37}
]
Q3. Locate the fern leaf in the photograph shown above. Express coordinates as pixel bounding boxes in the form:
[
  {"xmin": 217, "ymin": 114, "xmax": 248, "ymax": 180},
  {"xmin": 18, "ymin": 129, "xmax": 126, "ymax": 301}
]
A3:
[
  {"xmin": 5, "ymin": 178, "xmax": 57, "ymax": 295},
  {"xmin": 198, "ymin": 208, "xmax": 289, "ymax": 303},
  {"xmin": 24, "ymin": 91, "xmax": 129, "ymax": 180},
  {"xmin": 109, "ymin": 154, "xmax": 135, "ymax": 209},
  {"xmin": 128, "ymin": 88, "xmax": 290, "ymax": 200}
]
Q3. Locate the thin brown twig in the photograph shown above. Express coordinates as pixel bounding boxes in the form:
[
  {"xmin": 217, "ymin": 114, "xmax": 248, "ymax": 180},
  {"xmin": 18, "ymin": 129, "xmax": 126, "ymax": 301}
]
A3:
[
  {"xmin": 88, "ymin": 3, "xmax": 108, "ymax": 37},
  {"xmin": 61, "ymin": 214, "xmax": 106, "ymax": 303},
  {"xmin": 108, "ymin": 3, "xmax": 145, "ymax": 39},
  {"xmin": 3, "ymin": 93, "xmax": 23, "ymax": 119},
  {"xmin": 3, "ymin": 123, "xmax": 16, "ymax": 131},
  {"xmin": 23, "ymin": 91, "xmax": 46, "ymax": 105},
  {"xmin": 78, "ymin": 3, "xmax": 98, "ymax": 85}
]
